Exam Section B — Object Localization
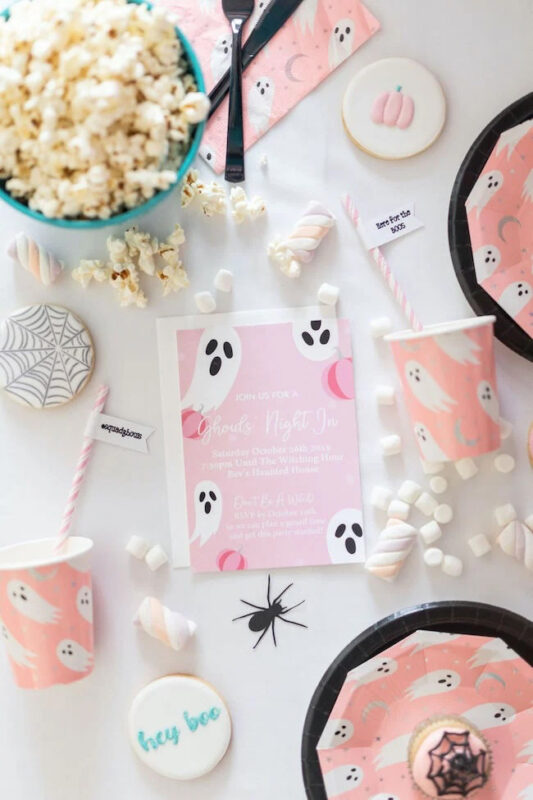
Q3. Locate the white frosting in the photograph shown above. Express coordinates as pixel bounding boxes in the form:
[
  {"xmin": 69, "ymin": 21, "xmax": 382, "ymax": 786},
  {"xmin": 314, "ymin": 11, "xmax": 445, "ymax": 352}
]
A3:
[
  {"xmin": 342, "ymin": 58, "xmax": 446, "ymax": 159},
  {"xmin": 129, "ymin": 675, "xmax": 231, "ymax": 780},
  {"xmin": 0, "ymin": 303, "xmax": 94, "ymax": 408}
]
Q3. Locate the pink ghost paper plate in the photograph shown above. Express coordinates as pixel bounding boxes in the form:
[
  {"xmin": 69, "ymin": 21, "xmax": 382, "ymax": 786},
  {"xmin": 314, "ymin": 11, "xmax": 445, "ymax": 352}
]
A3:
[
  {"xmin": 449, "ymin": 93, "xmax": 533, "ymax": 362},
  {"xmin": 302, "ymin": 602, "xmax": 533, "ymax": 800}
]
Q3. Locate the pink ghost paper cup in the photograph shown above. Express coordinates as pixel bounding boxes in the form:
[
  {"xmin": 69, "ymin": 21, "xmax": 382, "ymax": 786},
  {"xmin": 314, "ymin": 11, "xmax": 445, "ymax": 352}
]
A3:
[
  {"xmin": 0, "ymin": 537, "xmax": 94, "ymax": 689},
  {"xmin": 385, "ymin": 316, "xmax": 500, "ymax": 462}
]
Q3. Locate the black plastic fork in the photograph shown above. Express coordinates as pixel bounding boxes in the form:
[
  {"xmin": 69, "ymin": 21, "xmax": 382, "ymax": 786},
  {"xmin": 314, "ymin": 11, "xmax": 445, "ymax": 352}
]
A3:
[{"xmin": 222, "ymin": 0, "xmax": 254, "ymax": 183}]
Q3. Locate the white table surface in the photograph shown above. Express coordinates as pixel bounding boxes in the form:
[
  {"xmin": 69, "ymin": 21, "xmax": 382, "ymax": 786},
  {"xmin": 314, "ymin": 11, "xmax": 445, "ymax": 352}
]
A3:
[{"xmin": 1, "ymin": 2, "xmax": 532, "ymax": 798}]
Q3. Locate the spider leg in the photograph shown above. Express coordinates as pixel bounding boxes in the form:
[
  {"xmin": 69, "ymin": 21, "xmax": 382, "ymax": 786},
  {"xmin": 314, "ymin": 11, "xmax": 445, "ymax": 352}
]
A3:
[
  {"xmin": 232, "ymin": 611, "xmax": 259, "ymax": 621},
  {"xmin": 239, "ymin": 600, "xmax": 267, "ymax": 611},
  {"xmin": 273, "ymin": 582, "xmax": 293, "ymax": 604},
  {"xmin": 267, "ymin": 574, "xmax": 271, "ymax": 606},
  {"xmin": 253, "ymin": 623, "xmax": 272, "ymax": 649},
  {"xmin": 278, "ymin": 617, "xmax": 308, "ymax": 629},
  {"xmin": 271, "ymin": 618, "xmax": 277, "ymax": 647},
  {"xmin": 280, "ymin": 600, "xmax": 305, "ymax": 614}
]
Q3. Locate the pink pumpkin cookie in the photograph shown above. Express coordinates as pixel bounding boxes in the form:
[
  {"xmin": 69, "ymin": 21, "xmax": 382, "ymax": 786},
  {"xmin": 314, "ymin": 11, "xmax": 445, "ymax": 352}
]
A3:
[
  {"xmin": 408, "ymin": 716, "xmax": 491, "ymax": 798},
  {"xmin": 343, "ymin": 57, "xmax": 446, "ymax": 159}
]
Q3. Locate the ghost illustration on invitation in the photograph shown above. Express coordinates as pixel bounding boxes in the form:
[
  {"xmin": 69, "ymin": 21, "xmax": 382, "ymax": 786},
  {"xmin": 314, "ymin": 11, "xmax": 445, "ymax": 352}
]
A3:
[
  {"xmin": 191, "ymin": 480, "xmax": 223, "ymax": 546},
  {"xmin": 182, "ymin": 326, "xmax": 242, "ymax": 414}
]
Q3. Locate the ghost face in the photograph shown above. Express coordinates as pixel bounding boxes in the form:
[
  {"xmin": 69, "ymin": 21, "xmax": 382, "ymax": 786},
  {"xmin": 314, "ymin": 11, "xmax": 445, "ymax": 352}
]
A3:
[
  {"xmin": 404, "ymin": 360, "xmax": 457, "ymax": 412},
  {"xmin": 327, "ymin": 508, "xmax": 363, "ymax": 564},
  {"xmin": 323, "ymin": 764, "xmax": 363, "ymax": 798},
  {"xmin": 191, "ymin": 480, "xmax": 222, "ymax": 546},
  {"xmin": 476, "ymin": 380, "xmax": 499, "ymax": 423},
  {"xmin": 318, "ymin": 718, "xmax": 354, "ymax": 749},
  {"xmin": 56, "ymin": 639, "xmax": 93, "ymax": 673},
  {"xmin": 328, "ymin": 18, "xmax": 355, "ymax": 68},
  {"xmin": 464, "ymin": 702, "xmax": 515, "ymax": 729},
  {"xmin": 406, "ymin": 668, "xmax": 461, "ymax": 700},
  {"xmin": 466, "ymin": 169, "xmax": 504, "ymax": 216},
  {"xmin": 76, "ymin": 586, "xmax": 93, "ymax": 624},
  {"xmin": 182, "ymin": 326, "xmax": 242, "ymax": 414},
  {"xmin": 210, "ymin": 33, "xmax": 232, "ymax": 83},
  {"xmin": 1, "ymin": 620, "xmax": 36, "ymax": 668},
  {"xmin": 248, "ymin": 77, "xmax": 275, "ymax": 135},
  {"xmin": 7, "ymin": 580, "xmax": 61, "ymax": 624},
  {"xmin": 292, "ymin": 318, "xmax": 338, "ymax": 362},
  {"xmin": 499, "ymin": 281, "xmax": 532, "ymax": 319},
  {"xmin": 248, "ymin": 0, "xmax": 272, "ymax": 29},
  {"xmin": 347, "ymin": 656, "xmax": 397, "ymax": 685},
  {"xmin": 473, "ymin": 244, "xmax": 501, "ymax": 281},
  {"xmin": 414, "ymin": 422, "xmax": 450, "ymax": 463}
]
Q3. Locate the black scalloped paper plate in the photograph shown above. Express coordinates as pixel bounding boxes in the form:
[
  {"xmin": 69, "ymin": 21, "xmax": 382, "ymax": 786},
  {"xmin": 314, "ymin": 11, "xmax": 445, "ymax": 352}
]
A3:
[
  {"xmin": 301, "ymin": 601, "xmax": 533, "ymax": 799},
  {"xmin": 448, "ymin": 93, "xmax": 533, "ymax": 362}
]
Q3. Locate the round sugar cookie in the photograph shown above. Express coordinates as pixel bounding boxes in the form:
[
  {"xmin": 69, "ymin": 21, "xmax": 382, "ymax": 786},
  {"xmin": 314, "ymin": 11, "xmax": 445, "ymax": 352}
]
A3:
[
  {"xmin": 129, "ymin": 674, "xmax": 232, "ymax": 781},
  {"xmin": 342, "ymin": 58, "xmax": 446, "ymax": 160},
  {"xmin": 0, "ymin": 303, "xmax": 94, "ymax": 408}
]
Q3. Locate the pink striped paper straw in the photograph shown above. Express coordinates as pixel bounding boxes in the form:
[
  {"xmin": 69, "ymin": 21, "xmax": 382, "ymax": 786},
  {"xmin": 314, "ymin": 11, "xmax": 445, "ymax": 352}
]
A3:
[
  {"xmin": 342, "ymin": 193, "xmax": 423, "ymax": 332},
  {"xmin": 55, "ymin": 385, "xmax": 109, "ymax": 552}
]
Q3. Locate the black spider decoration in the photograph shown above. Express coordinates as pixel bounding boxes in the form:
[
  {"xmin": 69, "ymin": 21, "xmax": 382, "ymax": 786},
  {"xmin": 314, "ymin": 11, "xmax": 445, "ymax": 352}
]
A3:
[
  {"xmin": 233, "ymin": 575, "xmax": 307, "ymax": 649},
  {"xmin": 427, "ymin": 729, "xmax": 489, "ymax": 797}
]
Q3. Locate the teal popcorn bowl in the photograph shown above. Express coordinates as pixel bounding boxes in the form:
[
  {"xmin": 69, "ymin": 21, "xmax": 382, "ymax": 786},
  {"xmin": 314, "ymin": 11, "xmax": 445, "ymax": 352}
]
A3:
[{"xmin": 0, "ymin": 0, "xmax": 205, "ymax": 229}]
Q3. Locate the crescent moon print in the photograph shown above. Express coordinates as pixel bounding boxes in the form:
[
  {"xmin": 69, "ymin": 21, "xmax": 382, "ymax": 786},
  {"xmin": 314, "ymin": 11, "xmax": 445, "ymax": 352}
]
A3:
[
  {"xmin": 28, "ymin": 566, "xmax": 59, "ymax": 582},
  {"xmin": 498, "ymin": 215, "xmax": 521, "ymax": 242},
  {"xmin": 454, "ymin": 418, "xmax": 480, "ymax": 447},
  {"xmin": 475, "ymin": 671, "xmax": 506, "ymax": 691},
  {"xmin": 361, "ymin": 700, "xmax": 389, "ymax": 723},
  {"xmin": 285, "ymin": 53, "xmax": 307, "ymax": 83}
]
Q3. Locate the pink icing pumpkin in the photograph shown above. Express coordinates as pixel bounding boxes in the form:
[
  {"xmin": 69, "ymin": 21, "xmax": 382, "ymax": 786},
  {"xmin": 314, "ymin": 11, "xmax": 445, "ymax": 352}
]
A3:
[
  {"xmin": 323, "ymin": 357, "xmax": 355, "ymax": 400},
  {"xmin": 181, "ymin": 408, "xmax": 207, "ymax": 440},
  {"xmin": 217, "ymin": 549, "xmax": 247, "ymax": 571},
  {"xmin": 371, "ymin": 85, "xmax": 415, "ymax": 129}
]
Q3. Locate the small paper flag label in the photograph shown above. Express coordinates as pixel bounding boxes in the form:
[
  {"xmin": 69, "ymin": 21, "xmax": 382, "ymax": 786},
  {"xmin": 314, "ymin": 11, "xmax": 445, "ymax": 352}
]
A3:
[
  {"xmin": 361, "ymin": 202, "xmax": 423, "ymax": 248},
  {"xmin": 86, "ymin": 412, "xmax": 154, "ymax": 453}
]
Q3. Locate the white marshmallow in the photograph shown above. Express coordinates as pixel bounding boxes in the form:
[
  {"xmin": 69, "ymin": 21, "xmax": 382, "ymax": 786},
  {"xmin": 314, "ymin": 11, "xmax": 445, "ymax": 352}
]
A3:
[
  {"xmin": 525, "ymin": 514, "xmax": 533, "ymax": 533},
  {"xmin": 397, "ymin": 480, "xmax": 422, "ymax": 505},
  {"xmin": 375, "ymin": 385, "xmax": 396, "ymax": 406},
  {"xmin": 429, "ymin": 476, "xmax": 448, "ymax": 495},
  {"xmin": 126, "ymin": 534, "xmax": 150, "ymax": 560},
  {"xmin": 468, "ymin": 534, "xmax": 492, "ymax": 558},
  {"xmin": 415, "ymin": 492, "xmax": 438, "ymax": 517},
  {"xmin": 442, "ymin": 554, "xmax": 463, "ymax": 577},
  {"xmin": 499, "ymin": 418, "xmax": 513, "ymax": 440},
  {"xmin": 213, "ymin": 269, "xmax": 233, "ymax": 293},
  {"xmin": 494, "ymin": 503, "xmax": 517, "ymax": 528},
  {"xmin": 434, "ymin": 504, "xmax": 453, "ymax": 525},
  {"xmin": 387, "ymin": 499, "xmax": 410, "ymax": 521},
  {"xmin": 420, "ymin": 521, "xmax": 442, "ymax": 546},
  {"xmin": 370, "ymin": 486, "xmax": 393, "ymax": 511},
  {"xmin": 259, "ymin": 153, "xmax": 268, "ymax": 168},
  {"xmin": 494, "ymin": 453, "xmax": 515, "ymax": 474},
  {"xmin": 194, "ymin": 291, "xmax": 216, "ymax": 313},
  {"xmin": 454, "ymin": 458, "xmax": 478, "ymax": 480},
  {"xmin": 380, "ymin": 434, "xmax": 402, "ymax": 456},
  {"xmin": 424, "ymin": 547, "xmax": 444, "ymax": 567},
  {"xmin": 420, "ymin": 459, "xmax": 445, "ymax": 475},
  {"xmin": 145, "ymin": 544, "xmax": 169, "ymax": 572},
  {"xmin": 370, "ymin": 316, "xmax": 393, "ymax": 338},
  {"xmin": 317, "ymin": 282, "xmax": 339, "ymax": 306}
]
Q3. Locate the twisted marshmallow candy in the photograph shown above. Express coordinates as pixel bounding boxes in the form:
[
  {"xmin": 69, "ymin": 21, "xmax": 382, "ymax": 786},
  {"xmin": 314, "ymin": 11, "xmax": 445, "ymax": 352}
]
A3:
[
  {"xmin": 134, "ymin": 597, "xmax": 196, "ymax": 651},
  {"xmin": 497, "ymin": 521, "xmax": 533, "ymax": 572},
  {"xmin": 269, "ymin": 201, "xmax": 335, "ymax": 278},
  {"xmin": 8, "ymin": 232, "xmax": 64, "ymax": 286},
  {"xmin": 365, "ymin": 520, "xmax": 417, "ymax": 581}
]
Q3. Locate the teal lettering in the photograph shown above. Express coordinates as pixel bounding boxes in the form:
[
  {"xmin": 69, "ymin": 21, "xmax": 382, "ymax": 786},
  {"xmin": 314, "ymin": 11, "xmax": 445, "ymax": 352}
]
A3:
[
  {"xmin": 138, "ymin": 731, "xmax": 158, "ymax": 752},
  {"xmin": 209, "ymin": 707, "xmax": 221, "ymax": 720},
  {"xmin": 156, "ymin": 731, "xmax": 165, "ymax": 746},
  {"xmin": 199, "ymin": 712, "xmax": 209, "ymax": 726},
  {"xmin": 184, "ymin": 711, "xmax": 198, "ymax": 732},
  {"xmin": 166, "ymin": 727, "xmax": 179, "ymax": 746}
]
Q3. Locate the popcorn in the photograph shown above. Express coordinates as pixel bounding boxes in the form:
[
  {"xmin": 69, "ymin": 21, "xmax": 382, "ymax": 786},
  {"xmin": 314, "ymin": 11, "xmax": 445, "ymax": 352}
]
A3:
[
  {"xmin": 73, "ymin": 223, "xmax": 188, "ymax": 306},
  {"xmin": 0, "ymin": 0, "xmax": 210, "ymax": 220},
  {"xmin": 199, "ymin": 182, "xmax": 227, "ymax": 217},
  {"xmin": 230, "ymin": 187, "xmax": 266, "ymax": 223}
]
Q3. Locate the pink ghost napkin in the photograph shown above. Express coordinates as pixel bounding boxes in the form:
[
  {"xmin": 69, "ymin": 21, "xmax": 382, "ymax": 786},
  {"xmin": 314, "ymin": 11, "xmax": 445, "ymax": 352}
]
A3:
[{"xmin": 157, "ymin": 0, "xmax": 380, "ymax": 173}]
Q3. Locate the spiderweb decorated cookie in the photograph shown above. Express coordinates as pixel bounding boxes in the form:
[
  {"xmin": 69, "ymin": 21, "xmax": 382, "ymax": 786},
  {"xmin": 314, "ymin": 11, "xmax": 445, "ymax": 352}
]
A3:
[
  {"xmin": 342, "ymin": 57, "xmax": 446, "ymax": 159},
  {"xmin": 0, "ymin": 304, "xmax": 94, "ymax": 408},
  {"xmin": 129, "ymin": 675, "xmax": 232, "ymax": 780}
]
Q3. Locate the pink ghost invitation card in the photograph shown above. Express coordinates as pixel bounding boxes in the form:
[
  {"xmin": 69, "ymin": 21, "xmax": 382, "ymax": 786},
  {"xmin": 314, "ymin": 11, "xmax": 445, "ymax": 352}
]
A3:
[{"xmin": 157, "ymin": 308, "xmax": 364, "ymax": 571}]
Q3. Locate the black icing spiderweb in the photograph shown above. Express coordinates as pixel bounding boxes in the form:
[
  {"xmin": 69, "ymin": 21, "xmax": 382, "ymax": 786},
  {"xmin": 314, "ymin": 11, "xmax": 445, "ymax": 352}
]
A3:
[{"xmin": 427, "ymin": 730, "xmax": 489, "ymax": 797}]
